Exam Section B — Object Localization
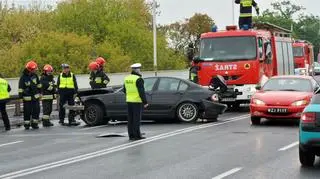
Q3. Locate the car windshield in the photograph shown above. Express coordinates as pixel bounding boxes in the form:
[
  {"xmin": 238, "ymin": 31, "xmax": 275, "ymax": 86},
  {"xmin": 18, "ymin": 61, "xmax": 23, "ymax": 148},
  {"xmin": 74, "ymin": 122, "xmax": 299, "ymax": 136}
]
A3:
[
  {"xmin": 314, "ymin": 62, "xmax": 320, "ymax": 67},
  {"xmin": 293, "ymin": 47, "xmax": 303, "ymax": 57},
  {"xmin": 199, "ymin": 36, "xmax": 257, "ymax": 61},
  {"xmin": 262, "ymin": 78, "xmax": 312, "ymax": 92}
]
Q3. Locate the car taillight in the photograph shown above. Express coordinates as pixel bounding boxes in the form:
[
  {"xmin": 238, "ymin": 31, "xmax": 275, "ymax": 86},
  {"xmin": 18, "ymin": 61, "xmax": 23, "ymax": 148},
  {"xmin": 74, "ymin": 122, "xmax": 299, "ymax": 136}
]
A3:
[{"xmin": 301, "ymin": 112, "xmax": 316, "ymax": 123}]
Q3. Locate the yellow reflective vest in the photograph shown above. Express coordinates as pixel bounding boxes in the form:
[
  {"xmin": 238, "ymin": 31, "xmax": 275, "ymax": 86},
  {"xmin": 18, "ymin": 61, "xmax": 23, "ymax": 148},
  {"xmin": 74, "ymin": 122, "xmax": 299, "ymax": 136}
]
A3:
[
  {"xmin": 0, "ymin": 78, "xmax": 9, "ymax": 100},
  {"xmin": 59, "ymin": 73, "xmax": 75, "ymax": 89},
  {"xmin": 124, "ymin": 74, "xmax": 142, "ymax": 103}
]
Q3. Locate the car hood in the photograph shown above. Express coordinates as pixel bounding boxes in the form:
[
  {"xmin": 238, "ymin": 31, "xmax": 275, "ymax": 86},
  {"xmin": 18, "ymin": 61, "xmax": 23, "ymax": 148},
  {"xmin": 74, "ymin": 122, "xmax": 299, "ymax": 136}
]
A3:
[{"xmin": 253, "ymin": 91, "xmax": 313, "ymax": 106}]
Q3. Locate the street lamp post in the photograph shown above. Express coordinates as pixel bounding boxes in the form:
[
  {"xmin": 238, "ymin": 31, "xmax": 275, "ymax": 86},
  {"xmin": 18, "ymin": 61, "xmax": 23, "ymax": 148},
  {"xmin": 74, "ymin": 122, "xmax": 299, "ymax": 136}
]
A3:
[{"xmin": 152, "ymin": 0, "xmax": 157, "ymax": 76}]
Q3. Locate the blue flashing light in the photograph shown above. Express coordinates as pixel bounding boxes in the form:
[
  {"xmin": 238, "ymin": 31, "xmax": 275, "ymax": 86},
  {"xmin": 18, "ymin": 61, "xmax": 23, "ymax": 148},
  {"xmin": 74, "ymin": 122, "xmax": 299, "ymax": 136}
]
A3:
[
  {"xmin": 242, "ymin": 24, "xmax": 249, "ymax": 30},
  {"xmin": 211, "ymin": 25, "xmax": 218, "ymax": 32}
]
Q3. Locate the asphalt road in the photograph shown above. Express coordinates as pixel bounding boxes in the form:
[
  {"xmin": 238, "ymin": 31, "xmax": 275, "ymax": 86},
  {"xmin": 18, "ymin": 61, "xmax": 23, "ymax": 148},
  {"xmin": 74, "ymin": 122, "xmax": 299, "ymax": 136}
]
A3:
[{"xmin": 0, "ymin": 109, "xmax": 318, "ymax": 179}]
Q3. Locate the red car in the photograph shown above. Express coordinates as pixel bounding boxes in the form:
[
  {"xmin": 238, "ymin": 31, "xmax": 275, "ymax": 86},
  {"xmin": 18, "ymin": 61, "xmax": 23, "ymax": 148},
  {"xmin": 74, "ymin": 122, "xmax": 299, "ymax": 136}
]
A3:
[{"xmin": 250, "ymin": 75, "xmax": 319, "ymax": 125}]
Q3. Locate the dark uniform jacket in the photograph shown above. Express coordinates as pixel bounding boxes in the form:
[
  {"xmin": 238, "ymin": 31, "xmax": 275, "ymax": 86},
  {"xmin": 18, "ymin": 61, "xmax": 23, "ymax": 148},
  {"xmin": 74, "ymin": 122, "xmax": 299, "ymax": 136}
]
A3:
[
  {"xmin": 235, "ymin": 0, "xmax": 258, "ymax": 17},
  {"xmin": 56, "ymin": 72, "xmax": 78, "ymax": 95},
  {"xmin": 40, "ymin": 73, "xmax": 56, "ymax": 98},
  {"xmin": 18, "ymin": 69, "xmax": 41, "ymax": 101},
  {"xmin": 123, "ymin": 71, "xmax": 147, "ymax": 105},
  {"xmin": 89, "ymin": 69, "xmax": 110, "ymax": 89}
]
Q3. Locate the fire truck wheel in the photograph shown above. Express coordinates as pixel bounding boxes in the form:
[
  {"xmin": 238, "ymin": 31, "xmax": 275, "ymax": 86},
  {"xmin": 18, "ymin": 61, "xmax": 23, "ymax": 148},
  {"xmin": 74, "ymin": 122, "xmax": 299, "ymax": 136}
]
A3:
[
  {"xmin": 176, "ymin": 102, "xmax": 199, "ymax": 123},
  {"xmin": 251, "ymin": 116, "xmax": 261, "ymax": 125}
]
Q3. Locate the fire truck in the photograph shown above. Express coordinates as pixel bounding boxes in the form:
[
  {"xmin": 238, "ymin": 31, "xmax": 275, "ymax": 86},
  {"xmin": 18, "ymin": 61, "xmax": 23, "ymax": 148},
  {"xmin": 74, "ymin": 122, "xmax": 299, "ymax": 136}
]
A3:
[
  {"xmin": 292, "ymin": 40, "xmax": 314, "ymax": 75},
  {"xmin": 189, "ymin": 22, "xmax": 295, "ymax": 108}
]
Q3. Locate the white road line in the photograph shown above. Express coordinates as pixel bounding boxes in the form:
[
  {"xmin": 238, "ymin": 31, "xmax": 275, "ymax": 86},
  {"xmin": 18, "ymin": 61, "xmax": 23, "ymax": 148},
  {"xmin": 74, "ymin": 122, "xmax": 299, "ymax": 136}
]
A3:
[
  {"xmin": 79, "ymin": 125, "xmax": 109, "ymax": 131},
  {"xmin": 278, "ymin": 141, "xmax": 299, "ymax": 151},
  {"xmin": 212, "ymin": 167, "xmax": 243, "ymax": 179},
  {"xmin": 0, "ymin": 141, "xmax": 23, "ymax": 148},
  {"xmin": 0, "ymin": 115, "xmax": 249, "ymax": 179}
]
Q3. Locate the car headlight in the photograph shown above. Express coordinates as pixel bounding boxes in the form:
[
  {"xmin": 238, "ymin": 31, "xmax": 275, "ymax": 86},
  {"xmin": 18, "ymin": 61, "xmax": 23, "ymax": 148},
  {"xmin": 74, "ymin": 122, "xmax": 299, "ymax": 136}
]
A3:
[
  {"xmin": 291, "ymin": 100, "xmax": 308, "ymax": 106},
  {"xmin": 252, "ymin": 99, "xmax": 265, "ymax": 106}
]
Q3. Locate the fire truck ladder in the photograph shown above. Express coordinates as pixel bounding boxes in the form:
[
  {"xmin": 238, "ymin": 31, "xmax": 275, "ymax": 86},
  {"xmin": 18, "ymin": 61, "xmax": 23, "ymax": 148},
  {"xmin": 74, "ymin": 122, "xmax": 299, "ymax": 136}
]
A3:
[{"xmin": 253, "ymin": 22, "xmax": 292, "ymax": 38}]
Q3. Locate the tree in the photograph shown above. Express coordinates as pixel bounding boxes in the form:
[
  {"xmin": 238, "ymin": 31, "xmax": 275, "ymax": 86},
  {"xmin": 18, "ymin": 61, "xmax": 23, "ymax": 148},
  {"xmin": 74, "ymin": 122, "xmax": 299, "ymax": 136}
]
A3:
[
  {"xmin": 270, "ymin": 0, "xmax": 305, "ymax": 19},
  {"xmin": 161, "ymin": 13, "xmax": 215, "ymax": 56}
]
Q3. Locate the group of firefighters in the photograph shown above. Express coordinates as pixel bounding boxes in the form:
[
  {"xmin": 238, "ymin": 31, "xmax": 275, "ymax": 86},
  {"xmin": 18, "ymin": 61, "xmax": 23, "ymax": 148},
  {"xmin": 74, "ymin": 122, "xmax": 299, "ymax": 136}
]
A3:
[{"xmin": 0, "ymin": 57, "xmax": 109, "ymax": 131}]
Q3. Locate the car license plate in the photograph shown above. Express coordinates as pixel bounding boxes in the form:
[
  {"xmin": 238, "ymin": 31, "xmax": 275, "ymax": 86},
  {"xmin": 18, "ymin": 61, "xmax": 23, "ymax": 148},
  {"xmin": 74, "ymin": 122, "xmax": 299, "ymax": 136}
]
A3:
[
  {"xmin": 222, "ymin": 98, "xmax": 236, "ymax": 102},
  {"xmin": 267, "ymin": 108, "xmax": 288, "ymax": 113}
]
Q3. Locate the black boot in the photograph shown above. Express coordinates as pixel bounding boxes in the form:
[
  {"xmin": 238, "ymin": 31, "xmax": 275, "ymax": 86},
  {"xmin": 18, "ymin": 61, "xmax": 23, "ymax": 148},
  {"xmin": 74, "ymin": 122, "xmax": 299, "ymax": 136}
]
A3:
[
  {"xmin": 31, "ymin": 120, "xmax": 39, "ymax": 129},
  {"xmin": 24, "ymin": 121, "xmax": 30, "ymax": 130},
  {"xmin": 68, "ymin": 119, "xmax": 80, "ymax": 126},
  {"xmin": 43, "ymin": 119, "xmax": 54, "ymax": 127}
]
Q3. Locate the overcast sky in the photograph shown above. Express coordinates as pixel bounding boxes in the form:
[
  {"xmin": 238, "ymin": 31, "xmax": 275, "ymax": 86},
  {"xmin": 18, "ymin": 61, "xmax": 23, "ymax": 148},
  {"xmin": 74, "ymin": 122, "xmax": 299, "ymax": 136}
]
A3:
[
  {"xmin": 153, "ymin": 0, "xmax": 318, "ymax": 29},
  {"xmin": 4, "ymin": 0, "xmax": 319, "ymax": 29}
]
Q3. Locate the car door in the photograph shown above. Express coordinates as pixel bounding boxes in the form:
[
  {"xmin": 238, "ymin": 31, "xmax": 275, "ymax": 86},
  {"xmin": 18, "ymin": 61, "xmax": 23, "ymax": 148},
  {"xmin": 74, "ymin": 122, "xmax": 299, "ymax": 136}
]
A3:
[
  {"xmin": 150, "ymin": 77, "xmax": 186, "ymax": 115},
  {"xmin": 111, "ymin": 77, "xmax": 157, "ymax": 117}
]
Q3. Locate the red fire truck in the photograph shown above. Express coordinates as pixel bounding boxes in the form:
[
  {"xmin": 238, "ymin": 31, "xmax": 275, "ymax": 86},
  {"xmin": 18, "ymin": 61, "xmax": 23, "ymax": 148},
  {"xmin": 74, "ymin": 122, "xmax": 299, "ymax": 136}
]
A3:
[
  {"xmin": 292, "ymin": 40, "xmax": 314, "ymax": 75},
  {"xmin": 189, "ymin": 22, "xmax": 295, "ymax": 108}
]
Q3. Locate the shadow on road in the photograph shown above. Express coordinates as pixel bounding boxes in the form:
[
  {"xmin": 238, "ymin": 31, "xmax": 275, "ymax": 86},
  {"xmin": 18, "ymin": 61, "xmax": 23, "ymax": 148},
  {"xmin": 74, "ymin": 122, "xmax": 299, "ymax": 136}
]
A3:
[{"xmin": 299, "ymin": 159, "xmax": 320, "ymax": 175}]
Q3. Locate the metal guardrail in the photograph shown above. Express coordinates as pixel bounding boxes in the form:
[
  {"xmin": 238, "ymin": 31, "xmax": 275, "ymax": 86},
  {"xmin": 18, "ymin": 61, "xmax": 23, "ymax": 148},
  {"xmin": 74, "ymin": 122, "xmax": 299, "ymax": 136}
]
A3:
[{"xmin": 5, "ymin": 70, "xmax": 189, "ymax": 116}]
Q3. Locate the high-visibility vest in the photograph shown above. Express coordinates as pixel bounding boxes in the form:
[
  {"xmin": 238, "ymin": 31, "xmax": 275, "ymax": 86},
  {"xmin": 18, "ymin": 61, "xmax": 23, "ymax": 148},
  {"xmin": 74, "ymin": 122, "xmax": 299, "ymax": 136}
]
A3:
[
  {"xmin": 124, "ymin": 74, "xmax": 142, "ymax": 103},
  {"xmin": 59, "ymin": 73, "xmax": 75, "ymax": 89},
  {"xmin": 240, "ymin": 0, "xmax": 253, "ymax": 17},
  {"xmin": 241, "ymin": 0, "xmax": 252, "ymax": 7},
  {"xmin": 0, "ymin": 78, "xmax": 9, "ymax": 100}
]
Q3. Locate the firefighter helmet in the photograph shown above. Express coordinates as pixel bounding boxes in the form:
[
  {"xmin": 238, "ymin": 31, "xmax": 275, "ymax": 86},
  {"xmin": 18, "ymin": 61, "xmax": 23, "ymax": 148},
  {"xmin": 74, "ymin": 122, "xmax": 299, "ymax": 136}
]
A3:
[
  {"xmin": 88, "ymin": 61, "xmax": 99, "ymax": 71},
  {"xmin": 43, "ymin": 64, "xmax": 53, "ymax": 72},
  {"xmin": 95, "ymin": 57, "xmax": 106, "ymax": 66},
  {"xmin": 25, "ymin": 60, "xmax": 38, "ymax": 72}
]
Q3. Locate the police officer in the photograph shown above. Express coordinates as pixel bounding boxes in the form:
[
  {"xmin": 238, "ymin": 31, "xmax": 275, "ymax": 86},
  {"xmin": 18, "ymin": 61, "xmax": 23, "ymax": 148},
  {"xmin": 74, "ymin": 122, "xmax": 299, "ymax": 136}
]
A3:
[
  {"xmin": 235, "ymin": 0, "xmax": 259, "ymax": 29},
  {"xmin": 56, "ymin": 64, "xmax": 80, "ymax": 126},
  {"xmin": 0, "ymin": 74, "xmax": 11, "ymax": 131},
  {"xmin": 89, "ymin": 61, "xmax": 109, "ymax": 89},
  {"xmin": 18, "ymin": 60, "xmax": 41, "ymax": 130},
  {"xmin": 189, "ymin": 65, "xmax": 199, "ymax": 83},
  {"xmin": 40, "ymin": 64, "xmax": 55, "ymax": 127},
  {"xmin": 123, "ymin": 63, "xmax": 148, "ymax": 140}
]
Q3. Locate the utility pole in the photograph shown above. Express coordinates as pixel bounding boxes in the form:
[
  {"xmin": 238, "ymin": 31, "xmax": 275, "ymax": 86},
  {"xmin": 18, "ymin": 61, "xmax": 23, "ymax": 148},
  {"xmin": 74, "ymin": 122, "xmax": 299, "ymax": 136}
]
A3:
[
  {"xmin": 232, "ymin": 0, "xmax": 235, "ymax": 25},
  {"xmin": 152, "ymin": 0, "xmax": 157, "ymax": 76}
]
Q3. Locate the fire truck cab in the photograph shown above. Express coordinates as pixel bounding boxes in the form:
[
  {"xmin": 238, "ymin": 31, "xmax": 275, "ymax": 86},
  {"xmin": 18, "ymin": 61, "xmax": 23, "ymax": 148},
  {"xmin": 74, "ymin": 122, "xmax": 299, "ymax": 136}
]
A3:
[
  {"xmin": 293, "ymin": 40, "xmax": 314, "ymax": 75},
  {"xmin": 189, "ymin": 23, "xmax": 295, "ymax": 108}
]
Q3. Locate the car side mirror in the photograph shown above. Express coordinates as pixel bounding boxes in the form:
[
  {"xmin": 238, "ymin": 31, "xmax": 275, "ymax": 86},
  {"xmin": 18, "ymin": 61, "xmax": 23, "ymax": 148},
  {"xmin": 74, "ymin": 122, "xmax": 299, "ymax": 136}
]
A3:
[{"xmin": 255, "ymin": 85, "xmax": 261, "ymax": 90}]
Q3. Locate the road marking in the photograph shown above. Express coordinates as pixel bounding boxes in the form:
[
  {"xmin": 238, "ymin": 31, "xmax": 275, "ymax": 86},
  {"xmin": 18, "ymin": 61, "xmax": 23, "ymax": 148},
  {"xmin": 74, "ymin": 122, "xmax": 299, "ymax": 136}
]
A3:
[
  {"xmin": 0, "ymin": 114, "xmax": 249, "ymax": 178},
  {"xmin": 0, "ymin": 141, "xmax": 23, "ymax": 148},
  {"xmin": 212, "ymin": 167, "xmax": 243, "ymax": 179},
  {"xmin": 278, "ymin": 141, "xmax": 299, "ymax": 151},
  {"xmin": 79, "ymin": 125, "xmax": 109, "ymax": 131}
]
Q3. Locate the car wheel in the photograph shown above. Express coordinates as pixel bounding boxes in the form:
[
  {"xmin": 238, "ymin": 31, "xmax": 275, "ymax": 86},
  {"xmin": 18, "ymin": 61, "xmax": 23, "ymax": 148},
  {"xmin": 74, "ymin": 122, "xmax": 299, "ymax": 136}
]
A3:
[
  {"xmin": 299, "ymin": 146, "xmax": 315, "ymax": 167},
  {"xmin": 83, "ymin": 103, "xmax": 104, "ymax": 126},
  {"xmin": 177, "ymin": 102, "xmax": 199, "ymax": 123},
  {"xmin": 251, "ymin": 116, "xmax": 261, "ymax": 125}
]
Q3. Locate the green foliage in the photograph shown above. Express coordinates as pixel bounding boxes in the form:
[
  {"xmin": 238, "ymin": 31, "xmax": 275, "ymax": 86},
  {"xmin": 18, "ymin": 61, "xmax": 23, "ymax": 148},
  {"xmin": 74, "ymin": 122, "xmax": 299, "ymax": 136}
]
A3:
[
  {"xmin": 0, "ymin": 0, "xmax": 186, "ymax": 78},
  {"xmin": 159, "ymin": 13, "xmax": 215, "ymax": 60}
]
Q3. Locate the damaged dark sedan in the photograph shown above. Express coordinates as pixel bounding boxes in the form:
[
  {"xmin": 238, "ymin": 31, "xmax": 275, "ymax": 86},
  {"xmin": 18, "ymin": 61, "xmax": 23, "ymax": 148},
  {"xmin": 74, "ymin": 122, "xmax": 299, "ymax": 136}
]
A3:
[{"xmin": 75, "ymin": 76, "xmax": 227, "ymax": 126}]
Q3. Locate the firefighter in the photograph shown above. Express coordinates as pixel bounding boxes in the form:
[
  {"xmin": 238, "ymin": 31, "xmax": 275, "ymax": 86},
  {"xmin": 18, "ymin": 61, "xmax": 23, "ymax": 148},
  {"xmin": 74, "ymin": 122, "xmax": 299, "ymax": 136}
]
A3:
[
  {"xmin": 93, "ymin": 57, "xmax": 110, "ymax": 88},
  {"xmin": 18, "ymin": 60, "xmax": 41, "ymax": 130},
  {"xmin": 123, "ymin": 63, "xmax": 148, "ymax": 140},
  {"xmin": 56, "ymin": 64, "xmax": 80, "ymax": 126},
  {"xmin": 235, "ymin": 0, "xmax": 259, "ymax": 29},
  {"xmin": 0, "ymin": 74, "xmax": 11, "ymax": 131},
  {"xmin": 40, "ymin": 64, "xmax": 55, "ymax": 127},
  {"xmin": 89, "ymin": 61, "xmax": 109, "ymax": 89}
]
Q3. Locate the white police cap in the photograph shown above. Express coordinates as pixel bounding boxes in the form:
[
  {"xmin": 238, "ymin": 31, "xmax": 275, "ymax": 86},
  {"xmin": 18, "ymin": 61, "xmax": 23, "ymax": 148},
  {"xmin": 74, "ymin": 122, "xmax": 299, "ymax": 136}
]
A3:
[{"xmin": 130, "ymin": 63, "xmax": 142, "ymax": 69}]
